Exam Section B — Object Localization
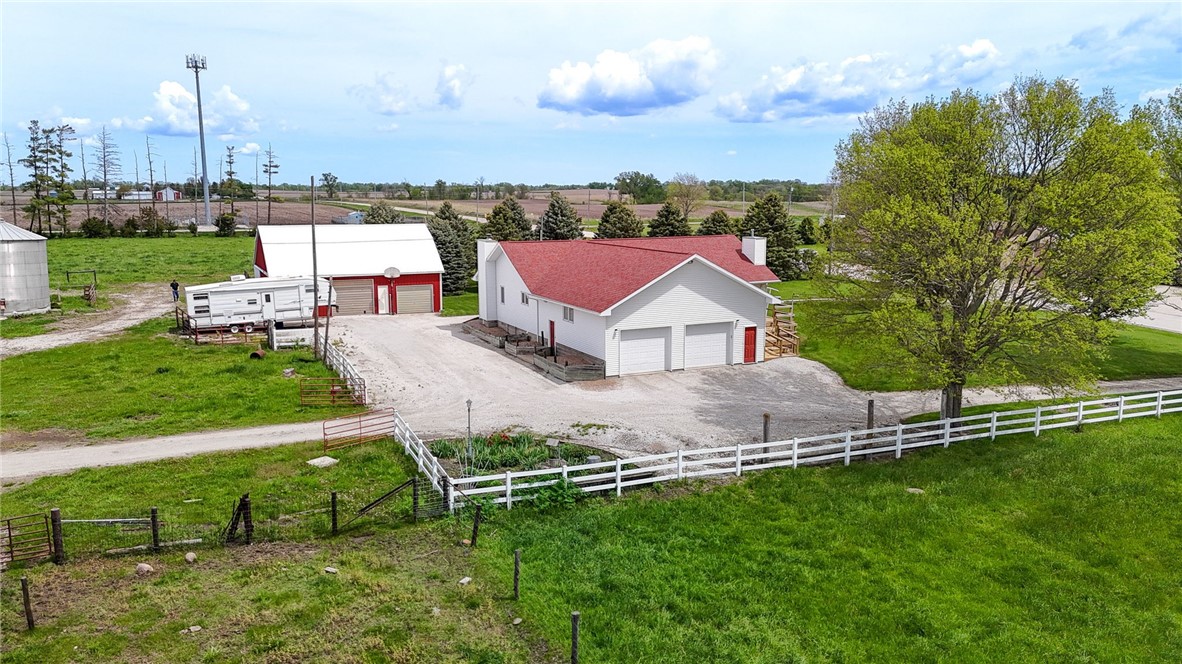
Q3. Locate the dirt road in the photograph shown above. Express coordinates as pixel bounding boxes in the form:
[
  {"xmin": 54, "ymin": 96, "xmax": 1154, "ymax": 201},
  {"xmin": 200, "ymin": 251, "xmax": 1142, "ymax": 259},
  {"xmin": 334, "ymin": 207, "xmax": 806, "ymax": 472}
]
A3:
[{"xmin": 0, "ymin": 285, "xmax": 175, "ymax": 359}]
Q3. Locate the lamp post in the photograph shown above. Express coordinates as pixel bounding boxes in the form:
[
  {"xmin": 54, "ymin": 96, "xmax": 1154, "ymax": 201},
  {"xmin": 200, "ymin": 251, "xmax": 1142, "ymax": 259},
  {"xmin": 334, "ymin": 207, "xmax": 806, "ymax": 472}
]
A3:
[{"xmin": 185, "ymin": 54, "xmax": 212, "ymax": 226}]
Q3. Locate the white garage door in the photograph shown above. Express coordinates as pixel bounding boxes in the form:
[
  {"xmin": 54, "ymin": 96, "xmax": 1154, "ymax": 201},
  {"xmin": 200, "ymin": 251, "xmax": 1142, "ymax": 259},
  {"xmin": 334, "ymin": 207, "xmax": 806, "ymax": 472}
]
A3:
[
  {"xmin": 619, "ymin": 327, "xmax": 670, "ymax": 375},
  {"xmin": 684, "ymin": 323, "xmax": 731, "ymax": 368},
  {"xmin": 396, "ymin": 284, "xmax": 433, "ymax": 314},
  {"xmin": 334, "ymin": 279, "xmax": 374, "ymax": 315}
]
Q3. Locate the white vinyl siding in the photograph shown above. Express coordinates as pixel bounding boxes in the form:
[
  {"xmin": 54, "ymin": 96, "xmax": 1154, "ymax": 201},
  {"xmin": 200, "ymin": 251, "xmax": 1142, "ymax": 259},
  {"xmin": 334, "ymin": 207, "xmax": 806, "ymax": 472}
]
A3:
[
  {"xmin": 335, "ymin": 279, "xmax": 374, "ymax": 315},
  {"xmin": 684, "ymin": 322, "xmax": 731, "ymax": 368},
  {"xmin": 603, "ymin": 259, "xmax": 768, "ymax": 377},
  {"xmin": 396, "ymin": 284, "xmax": 433, "ymax": 313},
  {"xmin": 619, "ymin": 327, "xmax": 671, "ymax": 374},
  {"xmin": 534, "ymin": 298, "xmax": 606, "ymax": 359}
]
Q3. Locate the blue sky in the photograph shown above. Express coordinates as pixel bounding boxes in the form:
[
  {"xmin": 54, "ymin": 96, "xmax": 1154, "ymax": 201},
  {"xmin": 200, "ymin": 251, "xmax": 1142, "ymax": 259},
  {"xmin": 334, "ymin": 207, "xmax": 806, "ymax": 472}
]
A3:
[{"xmin": 3, "ymin": 1, "xmax": 1179, "ymax": 187}]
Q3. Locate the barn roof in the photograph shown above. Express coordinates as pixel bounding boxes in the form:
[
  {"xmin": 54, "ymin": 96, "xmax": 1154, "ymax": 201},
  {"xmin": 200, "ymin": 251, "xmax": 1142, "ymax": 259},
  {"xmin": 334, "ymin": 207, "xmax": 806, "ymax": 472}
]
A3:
[
  {"xmin": 498, "ymin": 236, "xmax": 778, "ymax": 313},
  {"xmin": 255, "ymin": 224, "xmax": 443, "ymax": 277},
  {"xmin": 0, "ymin": 221, "xmax": 47, "ymax": 242}
]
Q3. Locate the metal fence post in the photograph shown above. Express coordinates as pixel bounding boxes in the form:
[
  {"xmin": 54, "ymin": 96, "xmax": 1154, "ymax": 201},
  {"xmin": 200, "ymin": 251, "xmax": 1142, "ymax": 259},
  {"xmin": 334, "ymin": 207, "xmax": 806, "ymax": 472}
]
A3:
[
  {"xmin": 242, "ymin": 495, "xmax": 254, "ymax": 545},
  {"xmin": 150, "ymin": 507, "xmax": 160, "ymax": 552},
  {"xmin": 470, "ymin": 505, "xmax": 483, "ymax": 547},
  {"xmin": 762, "ymin": 412, "xmax": 770, "ymax": 460},
  {"xmin": 571, "ymin": 611, "xmax": 580, "ymax": 664},
  {"xmin": 50, "ymin": 508, "xmax": 64, "ymax": 565},
  {"xmin": 331, "ymin": 492, "xmax": 338, "ymax": 535},
  {"xmin": 412, "ymin": 482, "xmax": 419, "ymax": 523},
  {"xmin": 514, "ymin": 549, "xmax": 521, "ymax": 600},
  {"xmin": 867, "ymin": 399, "xmax": 875, "ymax": 430},
  {"xmin": 21, "ymin": 577, "xmax": 34, "ymax": 630}
]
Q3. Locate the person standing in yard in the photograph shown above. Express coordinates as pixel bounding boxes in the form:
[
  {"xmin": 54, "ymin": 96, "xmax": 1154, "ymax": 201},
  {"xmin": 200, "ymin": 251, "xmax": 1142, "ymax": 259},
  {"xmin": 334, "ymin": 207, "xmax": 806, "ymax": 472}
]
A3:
[{"xmin": 170, "ymin": 279, "xmax": 180, "ymax": 302}]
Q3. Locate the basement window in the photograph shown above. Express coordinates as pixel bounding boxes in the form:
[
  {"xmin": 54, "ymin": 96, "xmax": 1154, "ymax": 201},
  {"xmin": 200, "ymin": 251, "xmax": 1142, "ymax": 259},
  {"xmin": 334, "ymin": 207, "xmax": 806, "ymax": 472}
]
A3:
[
  {"xmin": 521, "ymin": 292, "xmax": 529, "ymax": 305},
  {"xmin": 563, "ymin": 306, "xmax": 574, "ymax": 322}
]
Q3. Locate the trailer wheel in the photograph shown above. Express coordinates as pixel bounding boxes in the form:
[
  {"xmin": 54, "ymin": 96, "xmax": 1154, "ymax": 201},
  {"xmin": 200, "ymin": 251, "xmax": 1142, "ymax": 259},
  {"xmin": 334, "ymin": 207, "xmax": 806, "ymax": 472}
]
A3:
[
  {"xmin": 244, "ymin": 324, "xmax": 255, "ymax": 333},
  {"xmin": 229, "ymin": 324, "xmax": 241, "ymax": 333}
]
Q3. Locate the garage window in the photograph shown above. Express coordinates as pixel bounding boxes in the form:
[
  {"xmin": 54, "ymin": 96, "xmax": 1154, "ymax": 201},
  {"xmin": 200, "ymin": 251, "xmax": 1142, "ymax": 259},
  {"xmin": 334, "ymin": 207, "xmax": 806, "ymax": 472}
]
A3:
[
  {"xmin": 521, "ymin": 292, "xmax": 529, "ymax": 305},
  {"xmin": 563, "ymin": 306, "xmax": 574, "ymax": 322}
]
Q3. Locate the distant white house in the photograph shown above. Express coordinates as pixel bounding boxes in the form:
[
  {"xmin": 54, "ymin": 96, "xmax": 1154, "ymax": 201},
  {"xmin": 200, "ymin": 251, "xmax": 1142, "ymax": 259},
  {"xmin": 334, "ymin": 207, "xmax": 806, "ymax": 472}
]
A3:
[
  {"xmin": 254, "ymin": 224, "xmax": 444, "ymax": 315},
  {"xmin": 155, "ymin": 187, "xmax": 182, "ymax": 201},
  {"xmin": 87, "ymin": 188, "xmax": 117, "ymax": 200},
  {"xmin": 475, "ymin": 235, "xmax": 779, "ymax": 376}
]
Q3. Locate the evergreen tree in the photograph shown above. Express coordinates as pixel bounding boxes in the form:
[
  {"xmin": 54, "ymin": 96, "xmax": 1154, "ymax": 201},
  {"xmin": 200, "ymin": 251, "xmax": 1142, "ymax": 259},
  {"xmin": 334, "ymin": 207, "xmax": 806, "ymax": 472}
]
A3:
[
  {"xmin": 363, "ymin": 201, "xmax": 404, "ymax": 224},
  {"xmin": 538, "ymin": 191, "xmax": 583, "ymax": 240},
  {"xmin": 798, "ymin": 216, "xmax": 818, "ymax": 244},
  {"xmin": 486, "ymin": 196, "xmax": 529, "ymax": 241},
  {"xmin": 595, "ymin": 200, "xmax": 645, "ymax": 238},
  {"xmin": 435, "ymin": 200, "xmax": 462, "ymax": 222},
  {"xmin": 647, "ymin": 202, "xmax": 692, "ymax": 237},
  {"xmin": 428, "ymin": 219, "xmax": 473, "ymax": 294},
  {"xmin": 740, "ymin": 192, "xmax": 797, "ymax": 249},
  {"xmin": 696, "ymin": 209, "xmax": 735, "ymax": 236}
]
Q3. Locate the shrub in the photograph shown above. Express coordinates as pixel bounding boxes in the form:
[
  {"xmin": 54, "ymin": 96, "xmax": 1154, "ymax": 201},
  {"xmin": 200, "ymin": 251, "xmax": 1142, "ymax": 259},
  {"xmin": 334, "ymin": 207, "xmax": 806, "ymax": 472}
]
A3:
[
  {"xmin": 798, "ymin": 217, "xmax": 818, "ymax": 245},
  {"xmin": 214, "ymin": 213, "xmax": 237, "ymax": 237},
  {"xmin": 119, "ymin": 217, "xmax": 139, "ymax": 237},
  {"xmin": 187, "ymin": 221, "xmax": 199, "ymax": 236},
  {"xmin": 768, "ymin": 247, "xmax": 819, "ymax": 281},
  {"xmin": 531, "ymin": 479, "xmax": 583, "ymax": 510},
  {"xmin": 80, "ymin": 217, "xmax": 109, "ymax": 238}
]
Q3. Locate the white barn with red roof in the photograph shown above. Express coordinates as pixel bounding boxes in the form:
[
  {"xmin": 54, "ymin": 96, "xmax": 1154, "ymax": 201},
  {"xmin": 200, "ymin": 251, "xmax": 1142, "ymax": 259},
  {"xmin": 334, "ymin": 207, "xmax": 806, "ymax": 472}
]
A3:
[
  {"xmin": 254, "ymin": 224, "xmax": 444, "ymax": 315},
  {"xmin": 475, "ymin": 235, "xmax": 779, "ymax": 376}
]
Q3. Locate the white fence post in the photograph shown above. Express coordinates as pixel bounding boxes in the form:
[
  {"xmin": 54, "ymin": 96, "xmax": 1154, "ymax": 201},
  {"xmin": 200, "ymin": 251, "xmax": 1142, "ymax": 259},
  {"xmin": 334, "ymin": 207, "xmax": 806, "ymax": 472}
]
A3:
[
  {"xmin": 1034, "ymin": 407, "xmax": 1041, "ymax": 437},
  {"xmin": 1118, "ymin": 396, "xmax": 1126, "ymax": 422},
  {"xmin": 943, "ymin": 419, "xmax": 952, "ymax": 448},
  {"xmin": 505, "ymin": 471, "xmax": 513, "ymax": 510},
  {"xmin": 845, "ymin": 431, "xmax": 853, "ymax": 465},
  {"xmin": 1156, "ymin": 391, "xmax": 1163, "ymax": 418},
  {"xmin": 1077, "ymin": 401, "xmax": 1084, "ymax": 426},
  {"xmin": 792, "ymin": 438, "xmax": 799, "ymax": 468},
  {"xmin": 735, "ymin": 443, "xmax": 742, "ymax": 476},
  {"xmin": 989, "ymin": 412, "xmax": 997, "ymax": 440},
  {"xmin": 447, "ymin": 481, "xmax": 455, "ymax": 513},
  {"xmin": 677, "ymin": 449, "xmax": 684, "ymax": 479},
  {"xmin": 615, "ymin": 459, "xmax": 622, "ymax": 497},
  {"xmin": 562, "ymin": 464, "xmax": 568, "ymax": 480}
]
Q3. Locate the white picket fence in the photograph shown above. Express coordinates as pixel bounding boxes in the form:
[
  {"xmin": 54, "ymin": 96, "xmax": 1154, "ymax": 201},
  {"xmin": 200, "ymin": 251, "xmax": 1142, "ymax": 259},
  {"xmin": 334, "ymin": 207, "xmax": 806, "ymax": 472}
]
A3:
[
  {"xmin": 391, "ymin": 411, "xmax": 451, "ymax": 502},
  {"xmin": 323, "ymin": 342, "xmax": 367, "ymax": 405},
  {"xmin": 448, "ymin": 389, "xmax": 1182, "ymax": 510}
]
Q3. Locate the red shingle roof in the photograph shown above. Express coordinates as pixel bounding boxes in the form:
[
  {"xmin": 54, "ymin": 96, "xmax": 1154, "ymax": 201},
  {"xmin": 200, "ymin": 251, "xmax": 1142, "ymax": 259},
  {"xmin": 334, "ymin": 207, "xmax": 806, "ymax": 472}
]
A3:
[{"xmin": 498, "ymin": 236, "xmax": 777, "ymax": 313}]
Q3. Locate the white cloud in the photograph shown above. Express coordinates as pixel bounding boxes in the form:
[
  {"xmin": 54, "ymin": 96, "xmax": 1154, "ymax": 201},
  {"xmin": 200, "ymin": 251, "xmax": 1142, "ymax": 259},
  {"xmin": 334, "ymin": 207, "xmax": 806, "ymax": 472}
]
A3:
[
  {"xmin": 376, "ymin": 122, "xmax": 400, "ymax": 132},
  {"xmin": 116, "ymin": 81, "xmax": 259, "ymax": 138},
  {"xmin": 725, "ymin": 149, "xmax": 737, "ymax": 156},
  {"xmin": 436, "ymin": 64, "xmax": 471, "ymax": 109},
  {"xmin": 236, "ymin": 142, "xmax": 261, "ymax": 155},
  {"xmin": 350, "ymin": 73, "xmax": 413, "ymax": 115},
  {"xmin": 537, "ymin": 36, "xmax": 719, "ymax": 116},
  {"xmin": 716, "ymin": 39, "xmax": 1001, "ymax": 123},
  {"xmin": 60, "ymin": 116, "xmax": 92, "ymax": 131}
]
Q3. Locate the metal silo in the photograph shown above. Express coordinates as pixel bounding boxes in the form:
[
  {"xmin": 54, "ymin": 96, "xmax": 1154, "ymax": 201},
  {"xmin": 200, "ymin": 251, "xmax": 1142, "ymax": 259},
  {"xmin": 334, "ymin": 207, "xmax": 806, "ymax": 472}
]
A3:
[{"xmin": 0, "ymin": 220, "xmax": 50, "ymax": 315}]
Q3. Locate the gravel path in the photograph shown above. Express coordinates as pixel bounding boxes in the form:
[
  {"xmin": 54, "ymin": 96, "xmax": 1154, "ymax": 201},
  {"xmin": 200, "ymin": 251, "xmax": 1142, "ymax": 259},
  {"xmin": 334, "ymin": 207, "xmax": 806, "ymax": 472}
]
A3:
[
  {"xmin": 0, "ymin": 285, "xmax": 175, "ymax": 359},
  {"xmin": 3, "ymin": 312, "xmax": 1177, "ymax": 481}
]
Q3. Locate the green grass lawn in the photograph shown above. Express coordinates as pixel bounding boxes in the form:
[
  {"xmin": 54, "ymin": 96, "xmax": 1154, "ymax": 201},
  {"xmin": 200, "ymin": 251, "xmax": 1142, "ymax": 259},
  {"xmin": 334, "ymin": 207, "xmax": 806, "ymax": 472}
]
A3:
[
  {"xmin": 472, "ymin": 415, "xmax": 1182, "ymax": 662},
  {"xmin": 442, "ymin": 283, "xmax": 479, "ymax": 317},
  {"xmin": 46, "ymin": 235, "xmax": 254, "ymax": 288},
  {"xmin": 0, "ymin": 316, "xmax": 358, "ymax": 440},
  {"xmin": 0, "ymin": 295, "xmax": 113, "ymax": 339}
]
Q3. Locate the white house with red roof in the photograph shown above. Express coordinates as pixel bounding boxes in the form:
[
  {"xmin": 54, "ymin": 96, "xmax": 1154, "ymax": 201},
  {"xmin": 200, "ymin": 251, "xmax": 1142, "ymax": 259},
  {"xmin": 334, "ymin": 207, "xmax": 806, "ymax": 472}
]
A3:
[{"xmin": 475, "ymin": 235, "xmax": 779, "ymax": 376}]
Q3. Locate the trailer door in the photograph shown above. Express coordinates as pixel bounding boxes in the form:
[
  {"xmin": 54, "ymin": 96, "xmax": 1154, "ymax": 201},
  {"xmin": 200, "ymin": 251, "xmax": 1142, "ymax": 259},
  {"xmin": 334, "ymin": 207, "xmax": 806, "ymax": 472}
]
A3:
[{"xmin": 262, "ymin": 292, "xmax": 276, "ymax": 320}]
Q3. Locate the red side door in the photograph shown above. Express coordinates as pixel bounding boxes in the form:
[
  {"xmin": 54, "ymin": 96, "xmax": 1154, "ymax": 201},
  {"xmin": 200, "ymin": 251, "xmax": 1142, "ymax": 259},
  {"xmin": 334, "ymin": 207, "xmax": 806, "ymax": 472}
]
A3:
[
  {"xmin": 743, "ymin": 326, "xmax": 757, "ymax": 363},
  {"xmin": 549, "ymin": 320, "xmax": 556, "ymax": 351}
]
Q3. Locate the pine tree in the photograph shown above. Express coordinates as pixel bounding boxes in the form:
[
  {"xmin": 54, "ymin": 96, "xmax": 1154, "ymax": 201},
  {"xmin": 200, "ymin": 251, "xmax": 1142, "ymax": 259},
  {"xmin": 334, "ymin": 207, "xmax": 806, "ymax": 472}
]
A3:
[
  {"xmin": 538, "ymin": 191, "xmax": 583, "ymax": 240},
  {"xmin": 647, "ymin": 202, "xmax": 692, "ymax": 237},
  {"xmin": 798, "ymin": 216, "xmax": 818, "ymax": 244},
  {"xmin": 428, "ymin": 219, "xmax": 473, "ymax": 294},
  {"xmin": 595, "ymin": 200, "xmax": 645, "ymax": 238},
  {"xmin": 740, "ymin": 192, "xmax": 797, "ymax": 249},
  {"xmin": 696, "ymin": 209, "xmax": 735, "ymax": 236},
  {"xmin": 486, "ymin": 196, "xmax": 528, "ymax": 241}
]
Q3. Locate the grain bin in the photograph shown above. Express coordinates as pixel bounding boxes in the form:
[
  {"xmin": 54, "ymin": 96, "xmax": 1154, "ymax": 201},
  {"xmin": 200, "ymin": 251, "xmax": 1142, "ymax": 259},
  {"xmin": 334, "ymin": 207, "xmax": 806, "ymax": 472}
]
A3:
[{"xmin": 0, "ymin": 220, "xmax": 50, "ymax": 315}]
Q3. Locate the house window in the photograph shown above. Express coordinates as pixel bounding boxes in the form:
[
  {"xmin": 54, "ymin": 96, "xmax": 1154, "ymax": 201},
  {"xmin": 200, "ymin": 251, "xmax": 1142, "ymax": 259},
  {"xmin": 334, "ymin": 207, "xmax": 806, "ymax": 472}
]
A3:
[
  {"xmin": 521, "ymin": 292, "xmax": 529, "ymax": 305},
  {"xmin": 500, "ymin": 286, "xmax": 504, "ymax": 304},
  {"xmin": 563, "ymin": 306, "xmax": 574, "ymax": 322}
]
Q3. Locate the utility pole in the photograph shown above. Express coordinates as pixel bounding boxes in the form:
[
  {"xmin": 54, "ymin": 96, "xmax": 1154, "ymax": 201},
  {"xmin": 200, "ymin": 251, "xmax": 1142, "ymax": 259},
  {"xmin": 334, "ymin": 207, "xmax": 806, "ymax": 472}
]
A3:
[{"xmin": 186, "ymin": 54, "xmax": 212, "ymax": 226}]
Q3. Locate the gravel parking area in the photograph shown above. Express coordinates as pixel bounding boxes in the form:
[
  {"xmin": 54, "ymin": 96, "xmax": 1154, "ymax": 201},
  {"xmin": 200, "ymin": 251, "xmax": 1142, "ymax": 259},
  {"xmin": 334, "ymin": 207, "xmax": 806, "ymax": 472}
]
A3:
[{"xmin": 331, "ymin": 315, "xmax": 919, "ymax": 456}]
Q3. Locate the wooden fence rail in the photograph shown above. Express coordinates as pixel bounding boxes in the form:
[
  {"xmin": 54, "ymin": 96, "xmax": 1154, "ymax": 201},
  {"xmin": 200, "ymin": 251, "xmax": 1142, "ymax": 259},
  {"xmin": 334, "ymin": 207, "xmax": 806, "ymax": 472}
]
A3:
[{"xmin": 448, "ymin": 390, "xmax": 1182, "ymax": 510}]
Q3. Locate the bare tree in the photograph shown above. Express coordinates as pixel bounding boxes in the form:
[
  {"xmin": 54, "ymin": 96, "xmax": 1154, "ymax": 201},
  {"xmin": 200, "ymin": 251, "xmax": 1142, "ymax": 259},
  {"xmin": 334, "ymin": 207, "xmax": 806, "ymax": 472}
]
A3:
[
  {"xmin": 263, "ymin": 144, "xmax": 279, "ymax": 224},
  {"xmin": 78, "ymin": 139, "xmax": 91, "ymax": 220},
  {"xmin": 1, "ymin": 132, "xmax": 16, "ymax": 220},
  {"xmin": 91, "ymin": 125, "xmax": 121, "ymax": 228},
  {"xmin": 667, "ymin": 172, "xmax": 707, "ymax": 220},
  {"xmin": 145, "ymin": 136, "xmax": 158, "ymax": 212}
]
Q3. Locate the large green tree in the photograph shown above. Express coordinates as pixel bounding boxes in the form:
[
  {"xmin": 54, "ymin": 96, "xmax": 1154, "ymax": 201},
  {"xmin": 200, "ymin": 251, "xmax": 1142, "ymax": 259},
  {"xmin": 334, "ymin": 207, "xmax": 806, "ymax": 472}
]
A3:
[
  {"xmin": 485, "ymin": 196, "xmax": 530, "ymax": 241},
  {"xmin": 595, "ymin": 200, "xmax": 645, "ymax": 238},
  {"xmin": 320, "ymin": 172, "xmax": 339, "ymax": 199},
  {"xmin": 615, "ymin": 171, "xmax": 666, "ymax": 204},
  {"xmin": 666, "ymin": 172, "xmax": 707, "ymax": 219},
  {"xmin": 1132, "ymin": 86, "xmax": 1182, "ymax": 285},
  {"xmin": 647, "ymin": 202, "xmax": 692, "ymax": 237},
  {"xmin": 739, "ymin": 192, "xmax": 797, "ymax": 249},
  {"xmin": 832, "ymin": 76, "xmax": 1178, "ymax": 418},
  {"xmin": 696, "ymin": 209, "xmax": 735, "ymax": 236},
  {"xmin": 538, "ymin": 191, "xmax": 583, "ymax": 240}
]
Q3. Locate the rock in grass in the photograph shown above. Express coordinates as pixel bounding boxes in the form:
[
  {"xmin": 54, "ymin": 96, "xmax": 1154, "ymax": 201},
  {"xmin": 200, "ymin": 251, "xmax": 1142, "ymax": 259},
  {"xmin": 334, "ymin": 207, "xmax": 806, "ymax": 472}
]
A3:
[
  {"xmin": 324, "ymin": 566, "xmax": 338, "ymax": 574},
  {"xmin": 185, "ymin": 552, "xmax": 197, "ymax": 563},
  {"xmin": 189, "ymin": 625, "xmax": 202, "ymax": 633},
  {"xmin": 461, "ymin": 538, "xmax": 472, "ymax": 546},
  {"xmin": 459, "ymin": 576, "xmax": 472, "ymax": 585},
  {"xmin": 512, "ymin": 618, "xmax": 523, "ymax": 626},
  {"xmin": 307, "ymin": 456, "xmax": 339, "ymax": 468},
  {"xmin": 283, "ymin": 368, "xmax": 296, "ymax": 378},
  {"xmin": 906, "ymin": 487, "xmax": 925, "ymax": 494},
  {"xmin": 431, "ymin": 607, "xmax": 441, "ymax": 617},
  {"xmin": 136, "ymin": 563, "xmax": 155, "ymax": 576}
]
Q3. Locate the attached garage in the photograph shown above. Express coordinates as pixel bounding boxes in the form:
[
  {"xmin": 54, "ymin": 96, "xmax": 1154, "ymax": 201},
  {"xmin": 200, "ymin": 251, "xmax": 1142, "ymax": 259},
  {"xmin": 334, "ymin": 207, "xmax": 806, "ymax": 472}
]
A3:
[
  {"xmin": 684, "ymin": 322, "xmax": 731, "ymax": 368},
  {"xmin": 334, "ymin": 279, "xmax": 374, "ymax": 315},
  {"xmin": 396, "ymin": 284, "xmax": 434, "ymax": 314},
  {"xmin": 619, "ymin": 327, "xmax": 671, "ymax": 375}
]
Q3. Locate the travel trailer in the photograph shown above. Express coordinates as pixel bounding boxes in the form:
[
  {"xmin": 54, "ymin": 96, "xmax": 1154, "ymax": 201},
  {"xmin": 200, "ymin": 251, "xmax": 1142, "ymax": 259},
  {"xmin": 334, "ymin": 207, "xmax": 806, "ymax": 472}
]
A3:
[{"xmin": 183, "ymin": 275, "xmax": 335, "ymax": 332}]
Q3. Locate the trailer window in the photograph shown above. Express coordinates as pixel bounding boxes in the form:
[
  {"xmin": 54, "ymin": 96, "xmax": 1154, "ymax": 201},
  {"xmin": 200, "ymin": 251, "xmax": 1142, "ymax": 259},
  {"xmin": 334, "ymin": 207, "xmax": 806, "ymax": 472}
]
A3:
[
  {"xmin": 194, "ymin": 306, "xmax": 210, "ymax": 314},
  {"xmin": 247, "ymin": 298, "xmax": 258, "ymax": 305},
  {"xmin": 264, "ymin": 294, "xmax": 271, "ymax": 303},
  {"xmin": 192, "ymin": 293, "xmax": 209, "ymax": 301},
  {"xmin": 305, "ymin": 286, "xmax": 315, "ymax": 293}
]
